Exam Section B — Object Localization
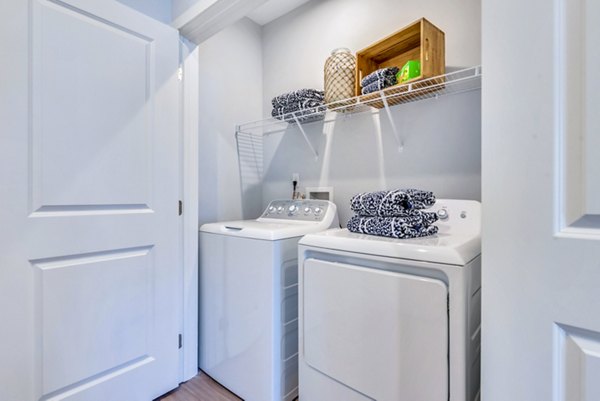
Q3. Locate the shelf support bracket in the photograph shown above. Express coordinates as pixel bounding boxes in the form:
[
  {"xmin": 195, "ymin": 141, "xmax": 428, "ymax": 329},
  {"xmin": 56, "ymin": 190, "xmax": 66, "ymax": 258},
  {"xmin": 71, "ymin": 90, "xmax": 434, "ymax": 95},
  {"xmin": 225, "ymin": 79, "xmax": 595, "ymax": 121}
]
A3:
[
  {"xmin": 380, "ymin": 92, "xmax": 404, "ymax": 152},
  {"xmin": 292, "ymin": 113, "xmax": 319, "ymax": 160}
]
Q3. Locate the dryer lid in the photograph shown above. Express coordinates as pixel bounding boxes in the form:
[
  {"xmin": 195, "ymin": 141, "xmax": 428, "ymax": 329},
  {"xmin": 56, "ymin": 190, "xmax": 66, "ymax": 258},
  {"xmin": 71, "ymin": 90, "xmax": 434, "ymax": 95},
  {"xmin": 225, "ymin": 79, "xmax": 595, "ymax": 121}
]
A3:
[{"xmin": 300, "ymin": 199, "xmax": 481, "ymax": 266}]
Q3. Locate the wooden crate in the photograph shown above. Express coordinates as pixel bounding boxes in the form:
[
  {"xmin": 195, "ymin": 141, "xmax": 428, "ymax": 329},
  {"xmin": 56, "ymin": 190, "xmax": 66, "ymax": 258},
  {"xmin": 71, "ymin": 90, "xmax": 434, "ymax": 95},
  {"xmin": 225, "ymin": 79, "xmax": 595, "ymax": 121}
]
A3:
[{"xmin": 355, "ymin": 18, "xmax": 445, "ymax": 107}]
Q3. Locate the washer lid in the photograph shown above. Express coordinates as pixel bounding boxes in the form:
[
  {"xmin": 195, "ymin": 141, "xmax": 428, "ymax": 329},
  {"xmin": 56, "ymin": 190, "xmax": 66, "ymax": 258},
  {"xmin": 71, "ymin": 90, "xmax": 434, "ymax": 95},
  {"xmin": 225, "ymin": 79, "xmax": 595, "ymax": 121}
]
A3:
[
  {"xmin": 200, "ymin": 199, "xmax": 339, "ymax": 240},
  {"xmin": 300, "ymin": 199, "xmax": 481, "ymax": 266},
  {"xmin": 200, "ymin": 219, "xmax": 329, "ymax": 241}
]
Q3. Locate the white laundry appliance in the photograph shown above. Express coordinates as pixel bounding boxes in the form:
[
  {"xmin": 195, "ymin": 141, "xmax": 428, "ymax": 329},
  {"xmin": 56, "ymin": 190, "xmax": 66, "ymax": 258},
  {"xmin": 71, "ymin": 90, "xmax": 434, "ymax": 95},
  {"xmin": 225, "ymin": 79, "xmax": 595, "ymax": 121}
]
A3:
[
  {"xmin": 199, "ymin": 199, "xmax": 339, "ymax": 401},
  {"xmin": 298, "ymin": 199, "xmax": 481, "ymax": 401}
]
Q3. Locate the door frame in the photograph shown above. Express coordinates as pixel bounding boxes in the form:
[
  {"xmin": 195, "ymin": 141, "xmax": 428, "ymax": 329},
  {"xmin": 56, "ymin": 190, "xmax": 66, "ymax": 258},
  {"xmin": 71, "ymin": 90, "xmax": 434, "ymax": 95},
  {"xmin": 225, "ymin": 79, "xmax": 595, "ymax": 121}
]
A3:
[{"xmin": 180, "ymin": 37, "xmax": 200, "ymax": 382}]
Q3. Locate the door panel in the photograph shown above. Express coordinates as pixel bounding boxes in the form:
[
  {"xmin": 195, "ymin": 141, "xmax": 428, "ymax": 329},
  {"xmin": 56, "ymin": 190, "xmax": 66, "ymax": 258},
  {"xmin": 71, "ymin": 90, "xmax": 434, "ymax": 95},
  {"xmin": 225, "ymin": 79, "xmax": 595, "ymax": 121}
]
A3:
[
  {"xmin": 0, "ymin": 1, "xmax": 180, "ymax": 400},
  {"xmin": 33, "ymin": 0, "xmax": 152, "ymax": 211},
  {"xmin": 556, "ymin": 325, "xmax": 600, "ymax": 401},
  {"xmin": 557, "ymin": 0, "xmax": 600, "ymax": 231},
  {"xmin": 34, "ymin": 246, "xmax": 152, "ymax": 394},
  {"xmin": 482, "ymin": 0, "xmax": 600, "ymax": 399},
  {"xmin": 583, "ymin": 0, "xmax": 600, "ymax": 216}
]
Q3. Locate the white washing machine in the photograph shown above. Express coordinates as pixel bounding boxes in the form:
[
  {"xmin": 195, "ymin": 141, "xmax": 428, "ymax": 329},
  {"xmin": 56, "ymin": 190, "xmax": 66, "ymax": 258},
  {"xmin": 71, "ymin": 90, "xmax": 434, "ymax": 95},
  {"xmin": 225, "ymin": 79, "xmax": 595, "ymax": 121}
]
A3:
[
  {"xmin": 298, "ymin": 199, "xmax": 481, "ymax": 401},
  {"xmin": 199, "ymin": 199, "xmax": 339, "ymax": 401}
]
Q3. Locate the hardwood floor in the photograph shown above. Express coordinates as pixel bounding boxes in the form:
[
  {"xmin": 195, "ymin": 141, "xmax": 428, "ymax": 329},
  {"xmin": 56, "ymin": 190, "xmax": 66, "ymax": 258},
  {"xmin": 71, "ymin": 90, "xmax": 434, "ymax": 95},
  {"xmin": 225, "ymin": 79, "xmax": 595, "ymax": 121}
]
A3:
[{"xmin": 156, "ymin": 371, "xmax": 242, "ymax": 401}]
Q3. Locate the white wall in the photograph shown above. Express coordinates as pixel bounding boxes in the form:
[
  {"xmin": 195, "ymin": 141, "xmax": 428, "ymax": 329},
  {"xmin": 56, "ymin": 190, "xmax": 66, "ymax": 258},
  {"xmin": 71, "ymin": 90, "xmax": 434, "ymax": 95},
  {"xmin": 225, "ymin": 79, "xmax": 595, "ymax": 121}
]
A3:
[
  {"xmin": 262, "ymin": 0, "xmax": 481, "ymax": 105},
  {"xmin": 195, "ymin": 0, "xmax": 481, "ymax": 224},
  {"xmin": 258, "ymin": 0, "xmax": 481, "ymax": 224},
  {"xmin": 116, "ymin": 0, "xmax": 172, "ymax": 23},
  {"xmin": 197, "ymin": 17, "xmax": 263, "ymax": 224},
  {"xmin": 260, "ymin": 92, "xmax": 481, "ymax": 225}
]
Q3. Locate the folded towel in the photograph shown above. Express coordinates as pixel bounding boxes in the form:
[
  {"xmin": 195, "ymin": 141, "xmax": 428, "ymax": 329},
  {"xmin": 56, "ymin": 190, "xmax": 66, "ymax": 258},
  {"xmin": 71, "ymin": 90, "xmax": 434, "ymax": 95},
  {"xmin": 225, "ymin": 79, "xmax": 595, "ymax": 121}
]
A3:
[
  {"xmin": 361, "ymin": 76, "xmax": 398, "ymax": 95},
  {"xmin": 271, "ymin": 103, "xmax": 326, "ymax": 124},
  {"xmin": 360, "ymin": 67, "xmax": 400, "ymax": 88},
  {"xmin": 272, "ymin": 99, "xmax": 324, "ymax": 115},
  {"xmin": 271, "ymin": 89, "xmax": 326, "ymax": 124},
  {"xmin": 272, "ymin": 89, "xmax": 325, "ymax": 109},
  {"xmin": 272, "ymin": 108, "xmax": 325, "ymax": 124},
  {"xmin": 357, "ymin": 209, "xmax": 438, "ymax": 225},
  {"xmin": 347, "ymin": 215, "xmax": 439, "ymax": 239},
  {"xmin": 350, "ymin": 189, "xmax": 436, "ymax": 216}
]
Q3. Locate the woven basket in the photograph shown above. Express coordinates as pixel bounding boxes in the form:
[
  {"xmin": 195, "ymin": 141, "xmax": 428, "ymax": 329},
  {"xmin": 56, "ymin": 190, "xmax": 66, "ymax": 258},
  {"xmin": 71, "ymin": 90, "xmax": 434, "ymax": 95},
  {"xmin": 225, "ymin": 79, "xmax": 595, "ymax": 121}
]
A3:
[{"xmin": 324, "ymin": 48, "xmax": 356, "ymax": 110}]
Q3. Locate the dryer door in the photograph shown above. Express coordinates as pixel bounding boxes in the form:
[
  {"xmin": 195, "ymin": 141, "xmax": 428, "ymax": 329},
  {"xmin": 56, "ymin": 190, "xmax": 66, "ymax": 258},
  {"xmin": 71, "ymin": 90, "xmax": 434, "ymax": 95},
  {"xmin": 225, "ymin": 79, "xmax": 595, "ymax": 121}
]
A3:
[{"xmin": 303, "ymin": 259, "xmax": 448, "ymax": 401}]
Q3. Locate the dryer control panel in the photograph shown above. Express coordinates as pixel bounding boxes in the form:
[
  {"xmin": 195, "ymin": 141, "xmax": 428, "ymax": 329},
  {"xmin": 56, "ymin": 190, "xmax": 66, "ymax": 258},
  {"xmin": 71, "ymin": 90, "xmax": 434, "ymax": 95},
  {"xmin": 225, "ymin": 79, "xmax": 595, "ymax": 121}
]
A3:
[{"xmin": 259, "ymin": 199, "xmax": 333, "ymax": 222}]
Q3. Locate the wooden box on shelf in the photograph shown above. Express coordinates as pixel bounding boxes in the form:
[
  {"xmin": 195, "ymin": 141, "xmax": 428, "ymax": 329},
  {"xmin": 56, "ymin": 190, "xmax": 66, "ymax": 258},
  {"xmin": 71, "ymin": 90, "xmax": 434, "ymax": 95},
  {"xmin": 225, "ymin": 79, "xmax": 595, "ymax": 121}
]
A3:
[{"xmin": 355, "ymin": 18, "xmax": 445, "ymax": 108}]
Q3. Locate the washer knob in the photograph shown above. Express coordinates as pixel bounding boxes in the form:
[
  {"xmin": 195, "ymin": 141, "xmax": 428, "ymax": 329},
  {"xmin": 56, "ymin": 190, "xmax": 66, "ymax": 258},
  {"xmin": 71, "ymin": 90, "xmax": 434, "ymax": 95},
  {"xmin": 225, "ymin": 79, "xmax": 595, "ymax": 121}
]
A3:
[
  {"xmin": 288, "ymin": 204, "xmax": 298, "ymax": 214},
  {"xmin": 276, "ymin": 206, "xmax": 284, "ymax": 213},
  {"xmin": 314, "ymin": 207, "xmax": 322, "ymax": 215},
  {"xmin": 304, "ymin": 207, "xmax": 312, "ymax": 214},
  {"xmin": 437, "ymin": 208, "xmax": 448, "ymax": 220},
  {"xmin": 268, "ymin": 206, "xmax": 276, "ymax": 213}
]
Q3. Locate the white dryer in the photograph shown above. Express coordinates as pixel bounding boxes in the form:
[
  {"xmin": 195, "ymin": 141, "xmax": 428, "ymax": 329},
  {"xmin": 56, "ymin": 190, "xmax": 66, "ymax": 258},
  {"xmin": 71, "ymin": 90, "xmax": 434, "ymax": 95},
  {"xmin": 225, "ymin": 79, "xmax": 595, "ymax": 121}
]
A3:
[
  {"xmin": 298, "ymin": 199, "xmax": 481, "ymax": 401},
  {"xmin": 199, "ymin": 199, "xmax": 339, "ymax": 401}
]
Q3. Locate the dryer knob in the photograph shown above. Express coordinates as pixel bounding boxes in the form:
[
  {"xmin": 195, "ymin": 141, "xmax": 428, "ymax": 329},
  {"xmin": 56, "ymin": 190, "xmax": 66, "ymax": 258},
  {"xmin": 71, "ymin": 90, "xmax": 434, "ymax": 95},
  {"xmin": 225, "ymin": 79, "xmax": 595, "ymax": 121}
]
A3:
[
  {"xmin": 268, "ymin": 206, "xmax": 276, "ymax": 213},
  {"xmin": 437, "ymin": 208, "xmax": 449, "ymax": 220},
  {"xmin": 277, "ymin": 206, "xmax": 284, "ymax": 213},
  {"xmin": 314, "ymin": 207, "xmax": 322, "ymax": 215},
  {"xmin": 288, "ymin": 205, "xmax": 298, "ymax": 214},
  {"xmin": 304, "ymin": 207, "xmax": 312, "ymax": 214}
]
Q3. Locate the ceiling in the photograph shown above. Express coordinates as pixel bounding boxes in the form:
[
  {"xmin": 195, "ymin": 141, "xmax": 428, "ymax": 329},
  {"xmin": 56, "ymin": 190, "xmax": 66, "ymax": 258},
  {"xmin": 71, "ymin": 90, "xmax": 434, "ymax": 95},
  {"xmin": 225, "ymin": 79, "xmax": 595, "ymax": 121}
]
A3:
[{"xmin": 246, "ymin": 0, "xmax": 311, "ymax": 25}]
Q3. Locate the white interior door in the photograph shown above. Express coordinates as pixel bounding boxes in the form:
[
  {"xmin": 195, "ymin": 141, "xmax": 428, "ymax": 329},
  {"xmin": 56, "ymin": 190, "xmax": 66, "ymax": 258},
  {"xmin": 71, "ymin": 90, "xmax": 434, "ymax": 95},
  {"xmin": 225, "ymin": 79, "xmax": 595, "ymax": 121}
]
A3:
[
  {"xmin": 0, "ymin": 1, "xmax": 181, "ymax": 400},
  {"xmin": 483, "ymin": 0, "xmax": 600, "ymax": 400}
]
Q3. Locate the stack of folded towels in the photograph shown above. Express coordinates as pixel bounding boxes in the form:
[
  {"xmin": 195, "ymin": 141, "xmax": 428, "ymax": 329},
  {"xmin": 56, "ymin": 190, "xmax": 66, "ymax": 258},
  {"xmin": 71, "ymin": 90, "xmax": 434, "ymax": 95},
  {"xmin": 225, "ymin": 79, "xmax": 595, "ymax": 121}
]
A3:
[
  {"xmin": 347, "ymin": 189, "xmax": 439, "ymax": 239},
  {"xmin": 271, "ymin": 89, "xmax": 326, "ymax": 123},
  {"xmin": 360, "ymin": 66, "xmax": 400, "ymax": 95}
]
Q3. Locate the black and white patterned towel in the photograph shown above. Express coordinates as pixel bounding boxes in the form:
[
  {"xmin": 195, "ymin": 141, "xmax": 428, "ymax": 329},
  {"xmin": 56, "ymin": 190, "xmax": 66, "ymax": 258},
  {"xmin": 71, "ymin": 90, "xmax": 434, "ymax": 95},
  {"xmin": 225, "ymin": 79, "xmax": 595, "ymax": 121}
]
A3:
[
  {"xmin": 350, "ymin": 189, "xmax": 436, "ymax": 216},
  {"xmin": 272, "ymin": 110, "xmax": 325, "ymax": 124},
  {"xmin": 347, "ymin": 215, "xmax": 439, "ymax": 239},
  {"xmin": 271, "ymin": 104, "xmax": 326, "ymax": 123},
  {"xmin": 271, "ymin": 89, "xmax": 326, "ymax": 123},
  {"xmin": 271, "ymin": 89, "xmax": 325, "ymax": 109},
  {"xmin": 361, "ymin": 76, "xmax": 398, "ymax": 95},
  {"xmin": 360, "ymin": 67, "xmax": 400, "ymax": 88},
  {"xmin": 272, "ymin": 99, "xmax": 325, "ymax": 115}
]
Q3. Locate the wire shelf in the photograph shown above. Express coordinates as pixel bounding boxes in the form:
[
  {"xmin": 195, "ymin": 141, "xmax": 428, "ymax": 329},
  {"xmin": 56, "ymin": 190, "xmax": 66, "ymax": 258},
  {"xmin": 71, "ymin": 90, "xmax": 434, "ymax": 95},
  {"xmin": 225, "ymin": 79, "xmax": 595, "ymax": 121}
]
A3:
[{"xmin": 236, "ymin": 65, "xmax": 482, "ymax": 138}]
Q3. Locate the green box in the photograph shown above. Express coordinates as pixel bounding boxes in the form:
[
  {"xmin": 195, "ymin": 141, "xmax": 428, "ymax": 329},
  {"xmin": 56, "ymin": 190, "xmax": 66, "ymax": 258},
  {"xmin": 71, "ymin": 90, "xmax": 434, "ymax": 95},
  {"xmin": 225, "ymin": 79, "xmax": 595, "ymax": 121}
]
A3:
[{"xmin": 398, "ymin": 60, "xmax": 421, "ymax": 83}]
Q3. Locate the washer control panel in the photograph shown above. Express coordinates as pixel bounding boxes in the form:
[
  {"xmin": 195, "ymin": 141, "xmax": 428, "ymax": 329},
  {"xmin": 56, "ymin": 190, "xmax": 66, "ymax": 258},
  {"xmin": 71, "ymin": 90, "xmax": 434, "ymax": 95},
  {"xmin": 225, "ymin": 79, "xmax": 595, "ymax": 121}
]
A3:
[{"xmin": 260, "ymin": 199, "xmax": 332, "ymax": 222}]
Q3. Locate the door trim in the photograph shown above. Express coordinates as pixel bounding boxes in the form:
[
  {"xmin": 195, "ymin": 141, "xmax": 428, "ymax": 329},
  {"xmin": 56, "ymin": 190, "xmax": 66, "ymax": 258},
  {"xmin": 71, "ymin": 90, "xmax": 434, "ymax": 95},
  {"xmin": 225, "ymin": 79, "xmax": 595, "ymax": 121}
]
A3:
[
  {"xmin": 171, "ymin": 0, "xmax": 268, "ymax": 44},
  {"xmin": 180, "ymin": 36, "xmax": 200, "ymax": 382}
]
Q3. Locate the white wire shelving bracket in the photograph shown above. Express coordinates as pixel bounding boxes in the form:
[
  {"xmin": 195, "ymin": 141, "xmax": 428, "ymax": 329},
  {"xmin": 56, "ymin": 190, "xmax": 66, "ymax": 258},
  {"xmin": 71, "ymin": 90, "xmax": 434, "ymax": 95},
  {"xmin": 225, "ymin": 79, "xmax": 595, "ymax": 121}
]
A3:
[
  {"xmin": 235, "ymin": 65, "xmax": 482, "ymax": 157},
  {"xmin": 292, "ymin": 114, "xmax": 319, "ymax": 159},
  {"xmin": 380, "ymin": 92, "xmax": 404, "ymax": 152}
]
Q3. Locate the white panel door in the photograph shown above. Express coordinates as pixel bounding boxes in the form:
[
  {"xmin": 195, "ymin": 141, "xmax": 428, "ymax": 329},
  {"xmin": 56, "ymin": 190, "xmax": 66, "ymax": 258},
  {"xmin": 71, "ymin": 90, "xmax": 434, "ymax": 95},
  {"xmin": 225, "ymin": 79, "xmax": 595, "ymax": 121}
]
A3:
[
  {"xmin": 303, "ymin": 259, "xmax": 448, "ymax": 401},
  {"xmin": 0, "ymin": 1, "xmax": 180, "ymax": 400},
  {"xmin": 483, "ymin": 0, "xmax": 600, "ymax": 400}
]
